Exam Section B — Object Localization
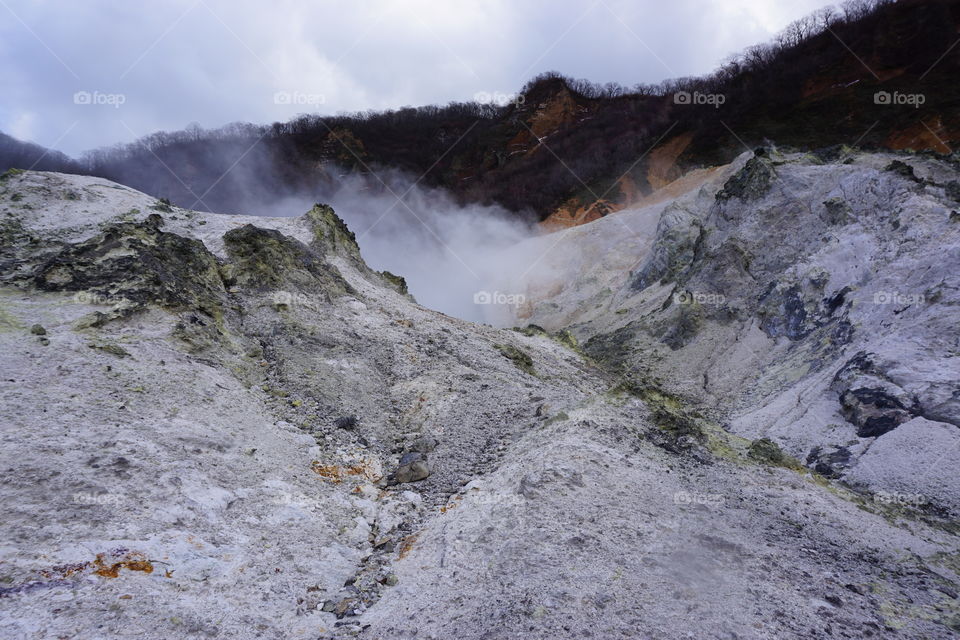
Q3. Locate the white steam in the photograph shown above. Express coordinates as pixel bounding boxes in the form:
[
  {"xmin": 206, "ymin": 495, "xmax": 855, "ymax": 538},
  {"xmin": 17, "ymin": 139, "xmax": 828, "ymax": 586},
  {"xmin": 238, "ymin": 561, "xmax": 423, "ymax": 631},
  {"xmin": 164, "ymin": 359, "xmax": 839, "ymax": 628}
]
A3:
[{"xmin": 268, "ymin": 171, "xmax": 538, "ymax": 323}]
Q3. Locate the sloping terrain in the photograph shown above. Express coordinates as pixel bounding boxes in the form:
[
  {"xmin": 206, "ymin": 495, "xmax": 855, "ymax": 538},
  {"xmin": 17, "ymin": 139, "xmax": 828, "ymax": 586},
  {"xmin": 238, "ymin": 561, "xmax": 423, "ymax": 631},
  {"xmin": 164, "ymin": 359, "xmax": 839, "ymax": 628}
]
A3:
[
  {"xmin": 497, "ymin": 147, "xmax": 960, "ymax": 518},
  {"xmin": 0, "ymin": 168, "xmax": 958, "ymax": 638}
]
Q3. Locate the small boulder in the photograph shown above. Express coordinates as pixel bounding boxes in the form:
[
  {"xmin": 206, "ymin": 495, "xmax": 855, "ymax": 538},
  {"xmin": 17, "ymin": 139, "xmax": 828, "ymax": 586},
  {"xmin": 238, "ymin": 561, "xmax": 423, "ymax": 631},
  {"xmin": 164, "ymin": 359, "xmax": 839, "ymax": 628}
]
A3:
[
  {"xmin": 382, "ymin": 574, "xmax": 399, "ymax": 586},
  {"xmin": 840, "ymin": 387, "xmax": 915, "ymax": 438},
  {"xmin": 29, "ymin": 324, "xmax": 46, "ymax": 335},
  {"xmin": 390, "ymin": 452, "xmax": 431, "ymax": 484},
  {"xmin": 333, "ymin": 415, "xmax": 357, "ymax": 430},
  {"xmin": 144, "ymin": 213, "xmax": 165, "ymax": 229}
]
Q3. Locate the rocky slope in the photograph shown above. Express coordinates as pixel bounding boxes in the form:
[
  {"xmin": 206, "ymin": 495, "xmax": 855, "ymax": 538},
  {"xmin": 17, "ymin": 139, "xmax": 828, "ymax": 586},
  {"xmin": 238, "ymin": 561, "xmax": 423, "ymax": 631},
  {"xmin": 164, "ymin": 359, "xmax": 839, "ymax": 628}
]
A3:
[
  {"xmin": 0, "ymin": 166, "xmax": 958, "ymax": 639},
  {"xmin": 496, "ymin": 146, "xmax": 960, "ymax": 516}
]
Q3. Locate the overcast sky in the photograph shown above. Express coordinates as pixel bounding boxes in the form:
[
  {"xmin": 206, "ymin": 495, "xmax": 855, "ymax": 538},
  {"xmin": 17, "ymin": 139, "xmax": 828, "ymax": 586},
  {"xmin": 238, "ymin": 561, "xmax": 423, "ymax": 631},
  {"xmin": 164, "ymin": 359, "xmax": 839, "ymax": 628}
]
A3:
[{"xmin": 1, "ymin": 0, "xmax": 837, "ymax": 156}]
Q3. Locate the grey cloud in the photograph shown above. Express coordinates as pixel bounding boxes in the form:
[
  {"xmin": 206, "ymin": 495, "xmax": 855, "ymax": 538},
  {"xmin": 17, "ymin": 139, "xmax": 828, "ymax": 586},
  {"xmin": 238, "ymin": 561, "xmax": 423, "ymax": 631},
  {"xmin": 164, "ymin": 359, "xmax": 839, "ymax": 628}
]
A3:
[{"xmin": 0, "ymin": 0, "xmax": 836, "ymax": 155}]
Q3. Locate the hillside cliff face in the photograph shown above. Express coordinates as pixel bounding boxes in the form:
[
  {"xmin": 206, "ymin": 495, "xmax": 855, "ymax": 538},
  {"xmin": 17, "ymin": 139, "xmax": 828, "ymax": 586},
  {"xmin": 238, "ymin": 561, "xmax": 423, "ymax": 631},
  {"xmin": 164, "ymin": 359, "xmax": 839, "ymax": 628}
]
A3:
[
  {"xmin": 1, "ymin": 164, "xmax": 959, "ymax": 639},
  {"xmin": 495, "ymin": 147, "xmax": 960, "ymax": 515}
]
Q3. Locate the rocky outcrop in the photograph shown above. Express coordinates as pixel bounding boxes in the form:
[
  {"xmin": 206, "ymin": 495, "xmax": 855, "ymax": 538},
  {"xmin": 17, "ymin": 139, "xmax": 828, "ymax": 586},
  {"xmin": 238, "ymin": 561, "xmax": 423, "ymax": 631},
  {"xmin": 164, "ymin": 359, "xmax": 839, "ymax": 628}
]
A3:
[
  {"xmin": 629, "ymin": 202, "xmax": 703, "ymax": 291},
  {"xmin": 496, "ymin": 148, "xmax": 960, "ymax": 520},
  {"xmin": 715, "ymin": 151, "xmax": 776, "ymax": 201},
  {"xmin": 839, "ymin": 386, "xmax": 916, "ymax": 437},
  {"xmin": 12, "ymin": 216, "xmax": 227, "ymax": 319},
  {"xmin": 223, "ymin": 222, "xmax": 353, "ymax": 297}
]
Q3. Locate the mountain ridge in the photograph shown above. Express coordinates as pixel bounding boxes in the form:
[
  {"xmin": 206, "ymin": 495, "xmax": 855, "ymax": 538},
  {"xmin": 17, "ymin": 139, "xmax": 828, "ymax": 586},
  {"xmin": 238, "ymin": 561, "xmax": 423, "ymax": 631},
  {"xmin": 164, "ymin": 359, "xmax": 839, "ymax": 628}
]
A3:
[{"xmin": 3, "ymin": 0, "xmax": 959, "ymax": 226}]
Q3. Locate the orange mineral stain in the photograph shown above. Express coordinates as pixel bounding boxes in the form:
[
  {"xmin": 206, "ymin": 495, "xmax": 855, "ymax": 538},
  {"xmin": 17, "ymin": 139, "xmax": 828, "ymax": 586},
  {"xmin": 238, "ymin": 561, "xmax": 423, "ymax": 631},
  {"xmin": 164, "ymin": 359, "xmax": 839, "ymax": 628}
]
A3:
[{"xmin": 92, "ymin": 552, "xmax": 154, "ymax": 578}]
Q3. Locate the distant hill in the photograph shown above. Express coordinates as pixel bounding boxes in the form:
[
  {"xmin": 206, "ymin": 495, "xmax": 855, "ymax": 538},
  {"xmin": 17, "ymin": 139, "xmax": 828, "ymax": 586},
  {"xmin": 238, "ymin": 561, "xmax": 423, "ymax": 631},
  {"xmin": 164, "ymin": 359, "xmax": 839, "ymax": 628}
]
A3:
[
  {"xmin": 0, "ymin": 132, "xmax": 79, "ymax": 176},
  {"xmin": 3, "ymin": 0, "xmax": 958, "ymax": 224}
]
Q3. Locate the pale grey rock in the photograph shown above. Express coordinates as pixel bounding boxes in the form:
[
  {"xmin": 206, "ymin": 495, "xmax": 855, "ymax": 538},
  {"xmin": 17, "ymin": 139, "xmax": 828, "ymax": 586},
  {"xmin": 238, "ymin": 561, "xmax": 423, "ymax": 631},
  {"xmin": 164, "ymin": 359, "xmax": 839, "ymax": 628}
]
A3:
[
  {"xmin": 845, "ymin": 416, "xmax": 960, "ymax": 512},
  {"xmin": 496, "ymin": 149, "xmax": 960, "ymax": 518}
]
